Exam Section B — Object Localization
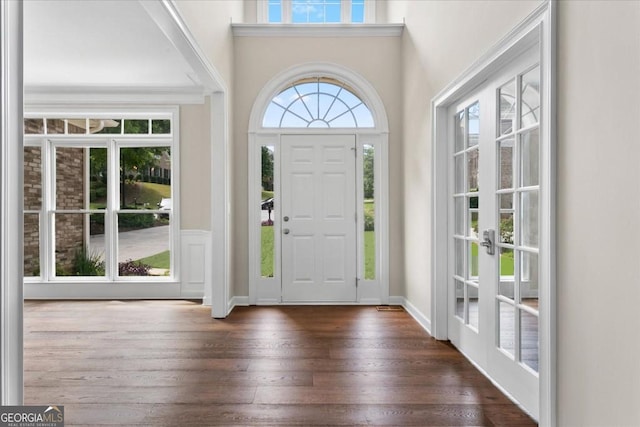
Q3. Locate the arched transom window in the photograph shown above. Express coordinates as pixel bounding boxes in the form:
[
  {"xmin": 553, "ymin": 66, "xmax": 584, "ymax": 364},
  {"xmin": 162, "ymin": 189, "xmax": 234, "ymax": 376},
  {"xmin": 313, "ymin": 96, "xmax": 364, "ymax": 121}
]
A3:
[{"xmin": 263, "ymin": 77, "xmax": 374, "ymax": 128}]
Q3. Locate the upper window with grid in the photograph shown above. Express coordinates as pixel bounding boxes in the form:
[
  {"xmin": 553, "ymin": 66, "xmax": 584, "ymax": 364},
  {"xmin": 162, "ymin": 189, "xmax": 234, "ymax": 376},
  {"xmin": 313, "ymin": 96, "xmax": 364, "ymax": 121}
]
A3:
[
  {"xmin": 263, "ymin": 77, "xmax": 374, "ymax": 128},
  {"xmin": 266, "ymin": 0, "xmax": 367, "ymax": 24}
]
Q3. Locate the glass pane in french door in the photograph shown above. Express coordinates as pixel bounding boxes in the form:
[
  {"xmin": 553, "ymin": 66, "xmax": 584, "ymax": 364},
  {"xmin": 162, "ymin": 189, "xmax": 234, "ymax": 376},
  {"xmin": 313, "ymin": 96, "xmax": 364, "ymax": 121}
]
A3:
[
  {"xmin": 453, "ymin": 101, "xmax": 480, "ymax": 331},
  {"xmin": 495, "ymin": 66, "xmax": 540, "ymax": 374}
]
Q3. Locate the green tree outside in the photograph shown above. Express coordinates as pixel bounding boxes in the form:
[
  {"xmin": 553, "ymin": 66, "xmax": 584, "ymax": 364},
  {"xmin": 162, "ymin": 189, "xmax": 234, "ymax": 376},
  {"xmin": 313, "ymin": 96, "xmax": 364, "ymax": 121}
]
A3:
[
  {"xmin": 262, "ymin": 146, "xmax": 274, "ymax": 192},
  {"xmin": 363, "ymin": 145, "xmax": 374, "ymax": 199}
]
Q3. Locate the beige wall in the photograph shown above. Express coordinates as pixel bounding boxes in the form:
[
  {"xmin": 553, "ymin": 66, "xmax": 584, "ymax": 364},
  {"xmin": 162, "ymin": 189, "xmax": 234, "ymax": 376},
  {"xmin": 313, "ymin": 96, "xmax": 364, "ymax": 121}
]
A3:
[
  {"xmin": 233, "ymin": 36, "xmax": 403, "ymax": 297},
  {"xmin": 387, "ymin": 0, "xmax": 540, "ymax": 320},
  {"xmin": 556, "ymin": 2, "xmax": 640, "ymax": 425},
  {"xmin": 390, "ymin": 0, "xmax": 640, "ymax": 424},
  {"xmin": 180, "ymin": 101, "xmax": 212, "ymax": 230},
  {"xmin": 174, "ymin": 0, "xmax": 242, "ymax": 232}
]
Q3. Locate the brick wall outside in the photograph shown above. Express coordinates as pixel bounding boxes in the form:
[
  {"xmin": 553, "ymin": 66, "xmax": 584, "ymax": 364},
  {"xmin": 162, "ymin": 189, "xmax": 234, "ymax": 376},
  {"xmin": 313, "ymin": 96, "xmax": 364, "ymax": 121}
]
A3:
[
  {"xmin": 23, "ymin": 146, "xmax": 41, "ymax": 276},
  {"xmin": 24, "ymin": 119, "xmax": 87, "ymax": 276},
  {"xmin": 54, "ymin": 147, "xmax": 86, "ymax": 273}
]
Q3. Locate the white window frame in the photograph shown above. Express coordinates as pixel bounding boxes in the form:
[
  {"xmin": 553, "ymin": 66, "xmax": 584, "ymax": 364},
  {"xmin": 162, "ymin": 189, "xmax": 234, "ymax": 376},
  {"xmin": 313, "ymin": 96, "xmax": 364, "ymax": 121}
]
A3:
[
  {"xmin": 257, "ymin": 0, "xmax": 375, "ymax": 24},
  {"xmin": 23, "ymin": 107, "xmax": 182, "ymax": 299}
]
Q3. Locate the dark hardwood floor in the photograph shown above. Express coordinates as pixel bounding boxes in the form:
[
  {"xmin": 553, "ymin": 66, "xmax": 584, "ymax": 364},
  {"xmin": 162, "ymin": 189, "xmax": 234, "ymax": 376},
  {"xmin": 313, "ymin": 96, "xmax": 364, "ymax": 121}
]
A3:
[{"xmin": 24, "ymin": 301, "xmax": 536, "ymax": 426}]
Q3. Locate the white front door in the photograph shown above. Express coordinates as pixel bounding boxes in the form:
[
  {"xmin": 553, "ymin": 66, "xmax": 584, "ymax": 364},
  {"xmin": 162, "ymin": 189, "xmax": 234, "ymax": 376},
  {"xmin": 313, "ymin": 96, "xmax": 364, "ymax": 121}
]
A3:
[
  {"xmin": 448, "ymin": 45, "xmax": 541, "ymax": 417},
  {"xmin": 281, "ymin": 134, "xmax": 357, "ymax": 302}
]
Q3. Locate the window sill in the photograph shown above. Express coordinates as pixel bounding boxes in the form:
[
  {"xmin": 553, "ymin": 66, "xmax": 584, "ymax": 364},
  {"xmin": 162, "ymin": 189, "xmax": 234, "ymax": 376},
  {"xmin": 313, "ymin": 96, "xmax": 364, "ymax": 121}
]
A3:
[{"xmin": 231, "ymin": 23, "xmax": 404, "ymax": 38}]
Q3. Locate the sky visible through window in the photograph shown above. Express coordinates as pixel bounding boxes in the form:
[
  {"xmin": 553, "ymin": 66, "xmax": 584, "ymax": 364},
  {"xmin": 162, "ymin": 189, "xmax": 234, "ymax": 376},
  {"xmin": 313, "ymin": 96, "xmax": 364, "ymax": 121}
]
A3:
[
  {"xmin": 263, "ymin": 79, "xmax": 374, "ymax": 128},
  {"xmin": 293, "ymin": 0, "xmax": 340, "ymax": 23},
  {"xmin": 268, "ymin": 0, "xmax": 282, "ymax": 23},
  {"xmin": 268, "ymin": 0, "xmax": 365, "ymax": 23},
  {"xmin": 351, "ymin": 0, "xmax": 364, "ymax": 22}
]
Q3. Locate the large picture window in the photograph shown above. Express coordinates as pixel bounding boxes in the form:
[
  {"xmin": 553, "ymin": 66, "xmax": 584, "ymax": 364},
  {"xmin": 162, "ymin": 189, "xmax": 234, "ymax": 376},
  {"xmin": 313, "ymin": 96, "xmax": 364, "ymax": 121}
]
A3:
[{"xmin": 23, "ymin": 113, "xmax": 177, "ymax": 282}]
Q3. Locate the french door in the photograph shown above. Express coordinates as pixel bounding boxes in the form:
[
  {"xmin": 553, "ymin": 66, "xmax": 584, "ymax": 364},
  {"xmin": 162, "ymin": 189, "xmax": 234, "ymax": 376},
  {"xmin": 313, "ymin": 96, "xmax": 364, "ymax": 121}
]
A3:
[
  {"xmin": 280, "ymin": 134, "xmax": 357, "ymax": 302},
  {"xmin": 448, "ymin": 46, "xmax": 541, "ymax": 416}
]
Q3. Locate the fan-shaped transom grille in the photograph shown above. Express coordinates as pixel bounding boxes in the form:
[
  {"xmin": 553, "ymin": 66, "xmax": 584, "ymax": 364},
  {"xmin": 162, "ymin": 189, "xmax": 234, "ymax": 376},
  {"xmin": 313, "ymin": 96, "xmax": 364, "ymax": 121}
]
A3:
[{"xmin": 263, "ymin": 77, "xmax": 374, "ymax": 128}]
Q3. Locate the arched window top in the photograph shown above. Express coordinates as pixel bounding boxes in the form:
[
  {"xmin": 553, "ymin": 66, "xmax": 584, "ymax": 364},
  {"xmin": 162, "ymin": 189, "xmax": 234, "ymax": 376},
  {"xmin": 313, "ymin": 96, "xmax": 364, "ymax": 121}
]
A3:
[{"xmin": 262, "ymin": 77, "xmax": 375, "ymax": 128}]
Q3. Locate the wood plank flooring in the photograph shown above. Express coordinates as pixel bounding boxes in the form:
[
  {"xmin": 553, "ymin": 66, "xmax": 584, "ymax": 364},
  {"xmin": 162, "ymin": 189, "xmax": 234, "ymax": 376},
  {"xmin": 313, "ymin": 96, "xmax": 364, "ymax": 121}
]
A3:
[{"xmin": 24, "ymin": 301, "xmax": 536, "ymax": 426}]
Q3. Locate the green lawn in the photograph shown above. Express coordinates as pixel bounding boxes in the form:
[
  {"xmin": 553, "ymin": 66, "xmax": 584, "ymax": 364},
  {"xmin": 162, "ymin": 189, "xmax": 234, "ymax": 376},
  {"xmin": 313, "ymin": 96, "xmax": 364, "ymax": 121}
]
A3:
[
  {"xmin": 364, "ymin": 200, "xmax": 374, "ymax": 216},
  {"xmin": 262, "ymin": 190, "xmax": 274, "ymax": 200},
  {"xmin": 90, "ymin": 182, "xmax": 171, "ymax": 210},
  {"xmin": 261, "ymin": 226, "xmax": 274, "ymax": 277},
  {"xmin": 260, "ymin": 226, "xmax": 376, "ymax": 280},
  {"xmin": 470, "ymin": 242, "xmax": 514, "ymax": 276},
  {"xmin": 139, "ymin": 250, "xmax": 170, "ymax": 269},
  {"xmin": 364, "ymin": 230, "xmax": 375, "ymax": 279},
  {"xmin": 125, "ymin": 182, "xmax": 170, "ymax": 207}
]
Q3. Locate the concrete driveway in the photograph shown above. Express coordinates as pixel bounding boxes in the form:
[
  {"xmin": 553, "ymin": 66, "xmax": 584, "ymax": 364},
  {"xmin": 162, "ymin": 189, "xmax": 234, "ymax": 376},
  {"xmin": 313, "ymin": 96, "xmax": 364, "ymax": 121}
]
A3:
[{"xmin": 90, "ymin": 225, "xmax": 169, "ymax": 262}]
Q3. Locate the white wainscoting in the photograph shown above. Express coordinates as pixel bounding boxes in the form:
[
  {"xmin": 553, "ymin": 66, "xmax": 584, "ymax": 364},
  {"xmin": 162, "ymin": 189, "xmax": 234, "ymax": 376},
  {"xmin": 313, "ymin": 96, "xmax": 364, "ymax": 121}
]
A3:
[{"xmin": 180, "ymin": 230, "xmax": 210, "ymax": 300}]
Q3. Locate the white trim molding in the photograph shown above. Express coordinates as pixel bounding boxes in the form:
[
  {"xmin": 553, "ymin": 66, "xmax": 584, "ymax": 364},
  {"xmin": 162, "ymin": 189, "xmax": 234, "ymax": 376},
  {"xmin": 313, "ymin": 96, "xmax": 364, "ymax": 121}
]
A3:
[
  {"xmin": 140, "ymin": 0, "xmax": 224, "ymax": 93},
  {"xmin": 1, "ymin": 0, "xmax": 24, "ymax": 405},
  {"xmin": 232, "ymin": 23, "xmax": 403, "ymax": 38},
  {"xmin": 210, "ymin": 92, "xmax": 231, "ymax": 318},
  {"xmin": 228, "ymin": 296, "xmax": 250, "ymax": 314},
  {"xmin": 431, "ymin": 2, "xmax": 556, "ymax": 425},
  {"xmin": 25, "ymin": 86, "xmax": 206, "ymax": 106}
]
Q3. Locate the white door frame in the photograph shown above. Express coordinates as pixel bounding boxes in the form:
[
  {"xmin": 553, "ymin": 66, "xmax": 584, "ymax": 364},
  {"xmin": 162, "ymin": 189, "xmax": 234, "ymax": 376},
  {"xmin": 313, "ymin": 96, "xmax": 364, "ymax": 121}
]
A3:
[
  {"xmin": 248, "ymin": 62, "xmax": 389, "ymax": 305},
  {"xmin": 431, "ymin": 2, "xmax": 556, "ymax": 425}
]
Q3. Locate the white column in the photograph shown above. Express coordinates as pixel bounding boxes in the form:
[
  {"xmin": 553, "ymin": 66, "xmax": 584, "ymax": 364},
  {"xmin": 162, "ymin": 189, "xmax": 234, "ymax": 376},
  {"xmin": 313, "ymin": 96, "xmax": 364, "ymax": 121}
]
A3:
[{"xmin": 1, "ymin": 0, "xmax": 24, "ymax": 405}]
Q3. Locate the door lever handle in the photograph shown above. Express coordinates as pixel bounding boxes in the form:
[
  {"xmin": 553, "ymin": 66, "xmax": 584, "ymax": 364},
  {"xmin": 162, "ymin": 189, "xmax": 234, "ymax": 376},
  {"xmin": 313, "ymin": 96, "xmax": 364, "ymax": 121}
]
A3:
[{"xmin": 480, "ymin": 229, "xmax": 495, "ymax": 255}]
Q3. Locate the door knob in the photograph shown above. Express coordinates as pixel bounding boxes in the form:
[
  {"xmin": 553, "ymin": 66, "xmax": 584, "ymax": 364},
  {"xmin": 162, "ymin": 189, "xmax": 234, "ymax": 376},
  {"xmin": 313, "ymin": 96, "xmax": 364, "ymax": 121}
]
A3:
[
  {"xmin": 283, "ymin": 228, "xmax": 290, "ymax": 235},
  {"xmin": 283, "ymin": 216, "xmax": 289, "ymax": 222}
]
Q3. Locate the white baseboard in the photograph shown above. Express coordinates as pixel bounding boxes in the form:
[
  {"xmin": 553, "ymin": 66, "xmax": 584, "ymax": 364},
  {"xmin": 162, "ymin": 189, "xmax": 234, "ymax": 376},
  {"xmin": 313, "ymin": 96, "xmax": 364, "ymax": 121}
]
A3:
[
  {"xmin": 389, "ymin": 295, "xmax": 432, "ymax": 336},
  {"xmin": 228, "ymin": 296, "xmax": 249, "ymax": 314}
]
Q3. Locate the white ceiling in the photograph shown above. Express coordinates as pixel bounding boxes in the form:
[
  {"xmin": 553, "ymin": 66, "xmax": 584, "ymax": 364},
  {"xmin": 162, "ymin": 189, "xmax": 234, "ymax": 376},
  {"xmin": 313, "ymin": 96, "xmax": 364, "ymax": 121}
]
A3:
[{"xmin": 24, "ymin": 0, "xmax": 203, "ymax": 92}]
